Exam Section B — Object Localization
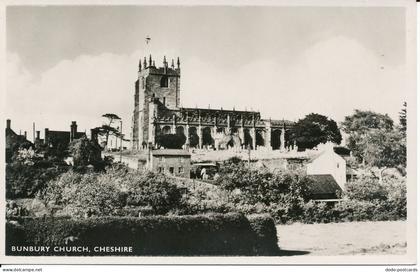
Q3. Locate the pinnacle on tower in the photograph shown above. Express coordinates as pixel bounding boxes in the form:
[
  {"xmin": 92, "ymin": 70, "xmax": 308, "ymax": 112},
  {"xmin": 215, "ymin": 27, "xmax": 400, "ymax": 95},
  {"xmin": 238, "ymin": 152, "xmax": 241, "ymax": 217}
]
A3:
[
  {"xmin": 149, "ymin": 55, "xmax": 152, "ymax": 66},
  {"xmin": 171, "ymin": 59, "xmax": 175, "ymax": 68},
  {"xmin": 143, "ymin": 57, "xmax": 147, "ymax": 68},
  {"xmin": 163, "ymin": 56, "xmax": 167, "ymax": 66},
  {"xmin": 177, "ymin": 57, "xmax": 180, "ymax": 69},
  {"xmin": 138, "ymin": 59, "xmax": 142, "ymax": 71}
]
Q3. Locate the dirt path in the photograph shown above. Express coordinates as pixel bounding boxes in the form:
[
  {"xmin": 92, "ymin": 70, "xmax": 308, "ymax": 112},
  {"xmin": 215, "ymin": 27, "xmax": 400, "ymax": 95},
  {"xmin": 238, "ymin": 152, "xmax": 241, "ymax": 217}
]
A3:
[{"xmin": 277, "ymin": 220, "xmax": 406, "ymax": 256}]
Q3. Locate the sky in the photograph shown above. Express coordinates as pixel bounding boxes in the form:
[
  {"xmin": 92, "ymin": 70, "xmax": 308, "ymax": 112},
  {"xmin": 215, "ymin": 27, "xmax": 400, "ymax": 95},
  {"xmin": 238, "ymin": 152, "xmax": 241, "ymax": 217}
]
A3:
[{"xmin": 5, "ymin": 5, "xmax": 409, "ymax": 143}]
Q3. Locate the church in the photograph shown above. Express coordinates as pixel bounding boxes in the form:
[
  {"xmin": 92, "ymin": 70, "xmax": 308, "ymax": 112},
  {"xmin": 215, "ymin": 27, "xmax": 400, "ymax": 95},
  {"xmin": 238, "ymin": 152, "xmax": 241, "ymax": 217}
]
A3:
[{"xmin": 131, "ymin": 55, "xmax": 294, "ymax": 151}]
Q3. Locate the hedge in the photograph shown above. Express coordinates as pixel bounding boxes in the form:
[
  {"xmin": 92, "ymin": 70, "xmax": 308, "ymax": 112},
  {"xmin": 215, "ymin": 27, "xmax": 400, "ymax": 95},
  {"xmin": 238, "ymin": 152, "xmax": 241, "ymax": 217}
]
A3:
[
  {"xmin": 247, "ymin": 214, "xmax": 279, "ymax": 255},
  {"xmin": 6, "ymin": 213, "xmax": 279, "ymax": 256}
]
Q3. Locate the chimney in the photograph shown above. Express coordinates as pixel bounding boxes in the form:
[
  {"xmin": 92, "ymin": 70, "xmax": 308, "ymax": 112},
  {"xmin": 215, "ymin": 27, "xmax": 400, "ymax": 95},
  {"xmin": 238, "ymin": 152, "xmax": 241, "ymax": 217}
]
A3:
[
  {"xmin": 6, "ymin": 119, "xmax": 11, "ymax": 129},
  {"xmin": 36, "ymin": 131, "xmax": 40, "ymax": 140},
  {"xmin": 45, "ymin": 128, "xmax": 49, "ymax": 145},
  {"xmin": 70, "ymin": 121, "xmax": 77, "ymax": 142},
  {"xmin": 24, "ymin": 131, "xmax": 27, "ymax": 139}
]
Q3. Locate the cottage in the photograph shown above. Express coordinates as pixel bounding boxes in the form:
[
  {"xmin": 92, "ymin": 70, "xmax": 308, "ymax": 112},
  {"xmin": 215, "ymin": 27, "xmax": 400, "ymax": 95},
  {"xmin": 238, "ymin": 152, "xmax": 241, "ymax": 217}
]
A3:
[
  {"xmin": 306, "ymin": 143, "xmax": 358, "ymax": 199},
  {"xmin": 147, "ymin": 149, "xmax": 191, "ymax": 178}
]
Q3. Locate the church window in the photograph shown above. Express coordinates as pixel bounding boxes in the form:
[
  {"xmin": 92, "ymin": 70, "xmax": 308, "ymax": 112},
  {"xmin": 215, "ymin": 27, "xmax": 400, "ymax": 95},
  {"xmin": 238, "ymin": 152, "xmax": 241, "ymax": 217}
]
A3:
[
  {"xmin": 160, "ymin": 76, "xmax": 169, "ymax": 87},
  {"xmin": 141, "ymin": 77, "xmax": 145, "ymax": 89}
]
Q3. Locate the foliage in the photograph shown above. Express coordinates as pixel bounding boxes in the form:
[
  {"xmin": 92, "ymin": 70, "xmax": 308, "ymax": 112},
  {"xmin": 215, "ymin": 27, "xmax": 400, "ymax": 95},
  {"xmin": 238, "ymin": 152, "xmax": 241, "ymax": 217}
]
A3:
[
  {"xmin": 188, "ymin": 133, "xmax": 199, "ymax": 148},
  {"xmin": 217, "ymin": 160, "xmax": 310, "ymax": 206},
  {"xmin": 93, "ymin": 113, "xmax": 122, "ymax": 148},
  {"xmin": 359, "ymin": 129, "xmax": 406, "ymax": 169},
  {"xmin": 6, "ymin": 213, "xmax": 279, "ymax": 256},
  {"xmin": 290, "ymin": 113, "xmax": 342, "ymax": 150},
  {"xmin": 68, "ymin": 136, "xmax": 103, "ymax": 169},
  {"xmin": 12, "ymin": 147, "xmax": 43, "ymax": 165},
  {"xmin": 247, "ymin": 214, "xmax": 279, "ymax": 255},
  {"xmin": 41, "ymin": 166, "xmax": 184, "ymax": 217},
  {"xmin": 176, "ymin": 186, "xmax": 233, "ymax": 215},
  {"xmin": 156, "ymin": 133, "xmax": 186, "ymax": 149},
  {"xmin": 341, "ymin": 110, "xmax": 398, "ymax": 164},
  {"xmin": 6, "ymin": 160, "xmax": 68, "ymax": 199},
  {"xmin": 399, "ymin": 102, "xmax": 407, "ymax": 136},
  {"xmin": 344, "ymin": 175, "xmax": 388, "ymax": 201},
  {"xmin": 342, "ymin": 109, "xmax": 394, "ymax": 133},
  {"xmin": 122, "ymin": 170, "xmax": 183, "ymax": 214},
  {"xmin": 301, "ymin": 173, "xmax": 407, "ymax": 224}
]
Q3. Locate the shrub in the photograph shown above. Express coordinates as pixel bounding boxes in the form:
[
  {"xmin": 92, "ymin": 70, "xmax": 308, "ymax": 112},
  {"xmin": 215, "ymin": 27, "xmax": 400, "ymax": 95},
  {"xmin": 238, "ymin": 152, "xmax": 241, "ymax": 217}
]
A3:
[
  {"xmin": 123, "ymin": 171, "xmax": 182, "ymax": 214},
  {"xmin": 175, "ymin": 186, "xmax": 233, "ymax": 215},
  {"xmin": 68, "ymin": 136, "xmax": 104, "ymax": 170},
  {"xmin": 247, "ymin": 214, "xmax": 279, "ymax": 255},
  {"xmin": 42, "ymin": 166, "xmax": 184, "ymax": 217},
  {"xmin": 218, "ymin": 162, "xmax": 310, "ymax": 206},
  {"xmin": 6, "ymin": 213, "xmax": 279, "ymax": 256},
  {"xmin": 345, "ymin": 176, "xmax": 388, "ymax": 201},
  {"xmin": 6, "ymin": 162, "xmax": 68, "ymax": 199}
]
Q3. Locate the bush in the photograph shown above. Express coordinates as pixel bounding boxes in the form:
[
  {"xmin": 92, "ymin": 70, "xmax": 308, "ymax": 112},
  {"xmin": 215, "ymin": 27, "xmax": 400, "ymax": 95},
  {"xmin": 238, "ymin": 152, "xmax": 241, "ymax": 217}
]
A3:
[
  {"xmin": 301, "ymin": 198, "xmax": 405, "ymax": 224},
  {"xmin": 42, "ymin": 166, "xmax": 184, "ymax": 217},
  {"xmin": 123, "ymin": 170, "xmax": 182, "ymax": 214},
  {"xmin": 6, "ymin": 162, "xmax": 68, "ymax": 199},
  {"xmin": 6, "ymin": 213, "xmax": 279, "ymax": 256},
  {"xmin": 176, "ymin": 186, "xmax": 233, "ymax": 215},
  {"xmin": 345, "ymin": 176, "xmax": 388, "ymax": 201},
  {"xmin": 247, "ymin": 214, "xmax": 279, "ymax": 255},
  {"xmin": 68, "ymin": 136, "xmax": 104, "ymax": 170},
  {"xmin": 217, "ymin": 162, "xmax": 310, "ymax": 206}
]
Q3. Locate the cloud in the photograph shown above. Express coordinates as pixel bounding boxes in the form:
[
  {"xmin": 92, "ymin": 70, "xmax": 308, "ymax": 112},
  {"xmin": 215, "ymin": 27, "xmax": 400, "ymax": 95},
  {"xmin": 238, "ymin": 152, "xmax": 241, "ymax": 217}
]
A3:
[
  {"xmin": 6, "ymin": 36, "xmax": 406, "ymax": 143},
  {"xmin": 183, "ymin": 36, "xmax": 407, "ymax": 123}
]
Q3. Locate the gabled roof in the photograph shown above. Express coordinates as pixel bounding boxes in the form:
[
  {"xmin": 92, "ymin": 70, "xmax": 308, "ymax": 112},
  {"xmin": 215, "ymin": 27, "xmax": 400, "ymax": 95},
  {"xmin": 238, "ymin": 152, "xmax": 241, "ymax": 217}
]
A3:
[
  {"xmin": 307, "ymin": 174, "xmax": 342, "ymax": 199},
  {"xmin": 152, "ymin": 149, "xmax": 191, "ymax": 157}
]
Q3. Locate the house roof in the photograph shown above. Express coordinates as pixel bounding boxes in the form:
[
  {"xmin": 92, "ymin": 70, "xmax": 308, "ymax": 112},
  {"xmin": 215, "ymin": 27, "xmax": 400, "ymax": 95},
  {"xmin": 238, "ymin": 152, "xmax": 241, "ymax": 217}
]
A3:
[
  {"xmin": 5, "ymin": 128, "xmax": 33, "ymax": 149},
  {"xmin": 307, "ymin": 174, "xmax": 342, "ymax": 199},
  {"xmin": 152, "ymin": 149, "xmax": 191, "ymax": 157}
]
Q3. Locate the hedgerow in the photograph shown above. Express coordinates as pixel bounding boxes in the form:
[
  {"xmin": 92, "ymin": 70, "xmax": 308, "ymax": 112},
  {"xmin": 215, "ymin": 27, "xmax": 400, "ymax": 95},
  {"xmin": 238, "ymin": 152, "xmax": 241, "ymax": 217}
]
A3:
[{"xmin": 6, "ymin": 213, "xmax": 279, "ymax": 256}]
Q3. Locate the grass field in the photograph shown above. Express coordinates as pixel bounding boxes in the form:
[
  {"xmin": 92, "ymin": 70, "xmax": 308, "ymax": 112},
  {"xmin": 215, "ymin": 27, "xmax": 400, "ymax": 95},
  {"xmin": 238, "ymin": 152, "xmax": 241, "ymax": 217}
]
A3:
[{"xmin": 277, "ymin": 220, "xmax": 406, "ymax": 256}]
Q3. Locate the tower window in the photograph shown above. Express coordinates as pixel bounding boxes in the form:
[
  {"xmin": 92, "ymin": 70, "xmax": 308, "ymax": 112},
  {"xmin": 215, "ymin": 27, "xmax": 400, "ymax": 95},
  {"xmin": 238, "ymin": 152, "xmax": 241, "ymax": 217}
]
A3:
[
  {"xmin": 141, "ymin": 77, "xmax": 145, "ymax": 89},
  {"xmin": 160, "ymin": 76, "xmax": 169, "ymax": 87}
]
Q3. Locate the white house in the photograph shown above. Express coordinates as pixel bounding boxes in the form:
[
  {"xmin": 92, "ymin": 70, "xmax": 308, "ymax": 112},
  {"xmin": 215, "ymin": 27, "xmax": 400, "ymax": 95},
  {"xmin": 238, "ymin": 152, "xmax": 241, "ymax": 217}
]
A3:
[{"xmin": 306, "ymin": 142, "xmax": 347, "ymax": 190}]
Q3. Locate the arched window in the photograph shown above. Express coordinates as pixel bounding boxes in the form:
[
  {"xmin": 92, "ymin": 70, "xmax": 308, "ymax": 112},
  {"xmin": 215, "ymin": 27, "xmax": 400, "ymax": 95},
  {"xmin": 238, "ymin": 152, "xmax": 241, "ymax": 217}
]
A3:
[
  {"xmin": 160, "ymin": 76, "xmax": 169, "ymax": 87},
  {"xmin": 141, "ymin": 77, "xmax": 145, "ymax": 89}
]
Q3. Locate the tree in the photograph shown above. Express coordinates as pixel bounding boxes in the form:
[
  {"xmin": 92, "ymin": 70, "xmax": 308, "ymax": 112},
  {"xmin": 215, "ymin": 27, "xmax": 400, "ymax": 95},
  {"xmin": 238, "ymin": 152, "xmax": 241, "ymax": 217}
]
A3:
[
  {"xmin": 290, "ymin": 113, "xmax": 342, "ymax": 150},
  {"xmin": 341, "ymin": 110, "xmax": 395, "ymax": 164},
  {"xmin": 398, "ymin": 102, "xmax": 407, "ymax": 136},
  {"xmin": 156, "ymin": 134, "xmax": 186, "ymax": 149},
  {"xmin": 93, "ymin": 113, "xmax": 122, "ymax": 148},
  {"xmin": 69, "ymin": 136, "xmax": 103, "ymax": 168},
  {"xmin": 342, "ymin": 110, "xmax": 394, "ymax": 134}
]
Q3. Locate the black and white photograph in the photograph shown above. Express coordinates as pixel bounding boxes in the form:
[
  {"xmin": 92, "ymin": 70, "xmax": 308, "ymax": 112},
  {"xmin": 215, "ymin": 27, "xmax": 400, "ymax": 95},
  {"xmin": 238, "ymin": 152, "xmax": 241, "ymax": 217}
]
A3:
[{"xmin": 1, "ymin": 0, "xmax": 417, "ymax": 267}]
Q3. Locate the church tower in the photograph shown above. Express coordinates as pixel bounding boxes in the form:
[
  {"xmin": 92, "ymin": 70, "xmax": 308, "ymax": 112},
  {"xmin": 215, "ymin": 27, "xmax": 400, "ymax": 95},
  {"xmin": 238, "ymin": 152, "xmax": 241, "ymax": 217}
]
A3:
[{"xmin": 131, "ymin": 55, "xmax": 181, "ymax": 150}]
